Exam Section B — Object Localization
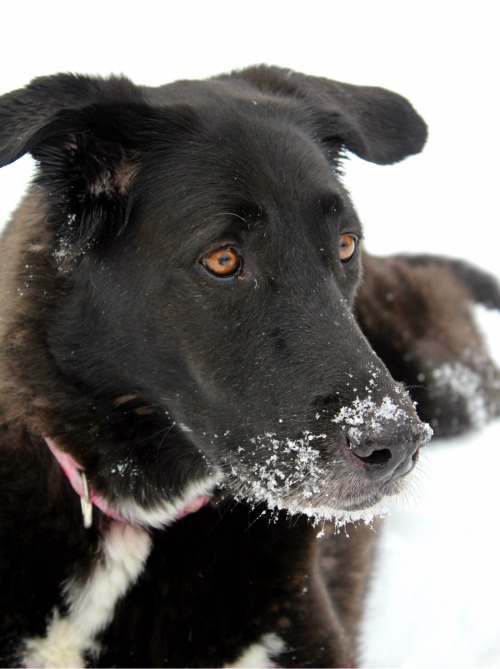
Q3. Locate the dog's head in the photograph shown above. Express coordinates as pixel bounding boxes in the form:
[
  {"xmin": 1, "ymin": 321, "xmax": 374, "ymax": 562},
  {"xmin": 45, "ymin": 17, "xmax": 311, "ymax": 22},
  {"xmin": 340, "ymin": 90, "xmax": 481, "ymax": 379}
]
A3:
[{"xmin": 0, "ymin": 66, "xmax": 431, "ymax": 526}]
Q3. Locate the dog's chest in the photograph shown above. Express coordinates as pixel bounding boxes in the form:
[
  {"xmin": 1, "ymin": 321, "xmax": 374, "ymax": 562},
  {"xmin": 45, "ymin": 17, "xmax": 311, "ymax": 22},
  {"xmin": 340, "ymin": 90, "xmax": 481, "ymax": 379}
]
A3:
[
  {"xmin": 20, "ymin": 522, "xmax": 152, "ymax": 668},
  {"xmin": 18, "ymin": 517, "xmax": 288, "ymax": 668}
]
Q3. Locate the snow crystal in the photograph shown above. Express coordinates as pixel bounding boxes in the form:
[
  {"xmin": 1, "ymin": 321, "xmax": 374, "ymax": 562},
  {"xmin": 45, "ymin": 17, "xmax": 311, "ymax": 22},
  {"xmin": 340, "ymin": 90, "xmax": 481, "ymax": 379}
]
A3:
[
  {"xmin": 53, "ymin": 239, "xmax": 75, "ymax": 270},
  {"xmin": 301, "ymin": 496, "xmax": 391, "ymax": 532},
  {"xmin": 331, "ymin": 395, "xmax": 408, "ymax": 446},
  {"xmin": 431, "ymin": 362, "xmax": 490, "ymax": 428},
  {"xmin": 334, "ymin": 395, "xmax": 407, "ymax": 426},
  {"xmin": 109, "ymin": 460, "xmax": 140, "ymax": 479},
  {"xmin": 243, "ymin": 430, "xmax": 327, "ymax": 503}
]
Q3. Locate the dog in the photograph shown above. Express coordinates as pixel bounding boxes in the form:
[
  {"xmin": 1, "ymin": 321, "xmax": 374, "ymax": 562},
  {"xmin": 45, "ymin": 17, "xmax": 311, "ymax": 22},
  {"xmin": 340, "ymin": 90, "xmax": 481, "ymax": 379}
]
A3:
[{"xmin": 1, "ymin": 65, "xmax": 499, "ymax": 668}]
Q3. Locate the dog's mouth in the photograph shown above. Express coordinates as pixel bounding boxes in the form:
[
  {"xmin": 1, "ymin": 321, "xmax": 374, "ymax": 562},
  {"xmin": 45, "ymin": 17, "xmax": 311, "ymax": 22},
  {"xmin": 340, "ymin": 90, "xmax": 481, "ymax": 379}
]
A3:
[
  {"xmin": 217, "ymin": 427, "xmax": 417, "ymax": 527},
  {"xmin": 221, "ymin": 464, "xmax": 400, "ymax": 529}
]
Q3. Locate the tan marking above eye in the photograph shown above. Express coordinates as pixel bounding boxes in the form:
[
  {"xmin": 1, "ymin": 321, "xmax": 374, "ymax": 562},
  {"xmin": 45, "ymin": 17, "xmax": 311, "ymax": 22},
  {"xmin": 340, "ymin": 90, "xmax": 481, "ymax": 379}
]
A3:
[
  {"xmin": 338, "ymin": 234, "xmax": 357, "ymax": 263},
  {"xmin": 113, "ymin": 394, "xmax": 139, "ymax": 407},
  {"xmin": 202, "ymin": 247, "xmax": 241, "ymax": 276}
]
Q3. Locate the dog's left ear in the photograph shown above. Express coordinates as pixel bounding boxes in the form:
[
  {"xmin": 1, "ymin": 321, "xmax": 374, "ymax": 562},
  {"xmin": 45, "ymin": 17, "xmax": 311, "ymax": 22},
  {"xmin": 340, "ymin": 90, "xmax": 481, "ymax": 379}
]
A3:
[{"xmin": 230, "ymin": 65, "xmax": 427, "ymax": 165}]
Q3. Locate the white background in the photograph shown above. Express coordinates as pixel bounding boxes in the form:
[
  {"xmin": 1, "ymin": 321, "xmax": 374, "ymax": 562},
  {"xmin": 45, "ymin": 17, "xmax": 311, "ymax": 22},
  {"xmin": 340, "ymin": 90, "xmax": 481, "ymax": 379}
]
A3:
[{"xmin": 1, "ymin": 2, "xmax": 499, "ymax": 666}]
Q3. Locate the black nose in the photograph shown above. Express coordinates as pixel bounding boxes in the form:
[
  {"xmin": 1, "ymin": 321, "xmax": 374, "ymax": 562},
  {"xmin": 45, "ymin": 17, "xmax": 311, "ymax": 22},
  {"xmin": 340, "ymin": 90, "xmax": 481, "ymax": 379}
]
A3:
[{"xmin": 348, "ymin": 424, "xmax": 428, "ymax": 483}]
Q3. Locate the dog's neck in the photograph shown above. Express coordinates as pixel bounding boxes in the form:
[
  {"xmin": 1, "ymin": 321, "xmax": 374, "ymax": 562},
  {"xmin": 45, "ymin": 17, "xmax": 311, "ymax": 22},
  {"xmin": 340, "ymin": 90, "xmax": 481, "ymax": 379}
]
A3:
[{"xmin": 44, "ymin": 436, "xmax": 209, "ymax": 528}]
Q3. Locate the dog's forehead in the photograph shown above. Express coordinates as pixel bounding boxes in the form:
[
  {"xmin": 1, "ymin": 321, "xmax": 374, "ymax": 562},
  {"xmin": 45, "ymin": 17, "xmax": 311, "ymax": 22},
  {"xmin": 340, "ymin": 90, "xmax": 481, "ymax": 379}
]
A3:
[
  {"xmin": 194, "ymin": 99, "xmax": 335, "ymax": 190},
  {"xmin": 136, "ymin": 96, "xmax": 350, "ymax": 239}
]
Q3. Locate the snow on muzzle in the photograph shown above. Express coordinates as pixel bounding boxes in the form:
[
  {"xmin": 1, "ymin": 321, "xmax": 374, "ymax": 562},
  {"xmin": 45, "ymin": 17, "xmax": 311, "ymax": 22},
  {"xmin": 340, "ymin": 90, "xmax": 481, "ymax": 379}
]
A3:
[{"xmin": 219, "ymin": 349, "xmax": 433, "ymax": 525}]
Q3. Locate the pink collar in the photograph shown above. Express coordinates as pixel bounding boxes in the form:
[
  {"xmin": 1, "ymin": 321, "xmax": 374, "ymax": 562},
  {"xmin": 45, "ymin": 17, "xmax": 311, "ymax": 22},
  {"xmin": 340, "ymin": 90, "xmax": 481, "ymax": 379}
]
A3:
[
  {"xmin": 45, "ymin": 436, "xmax": 210, "ymax": 529},
  {"xmin": 45, "ymin": 436, "xmax": 124, "ymax": 528}
]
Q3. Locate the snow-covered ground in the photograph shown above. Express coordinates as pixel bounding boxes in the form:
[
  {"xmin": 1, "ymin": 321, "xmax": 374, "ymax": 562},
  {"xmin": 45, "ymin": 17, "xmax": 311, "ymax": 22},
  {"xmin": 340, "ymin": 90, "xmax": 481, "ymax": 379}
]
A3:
[
  {"xmin": 1, "ymin": 3, "xmax": 499, "ymax": 666},
  {"xmin": 361, "ymin": 299, "xmax": 500, "ymax": 667},
  {"xmin": 362, "ymin": 424, "xmax": 500, "ymax": 668}
]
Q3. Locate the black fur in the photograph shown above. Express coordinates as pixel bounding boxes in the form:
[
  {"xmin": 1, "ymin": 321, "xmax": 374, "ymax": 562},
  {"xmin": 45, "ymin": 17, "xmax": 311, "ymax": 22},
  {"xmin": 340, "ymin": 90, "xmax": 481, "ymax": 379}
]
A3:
[{"xmin": 0, "ymin": 66, "xmax": 498, "ymax": 667}]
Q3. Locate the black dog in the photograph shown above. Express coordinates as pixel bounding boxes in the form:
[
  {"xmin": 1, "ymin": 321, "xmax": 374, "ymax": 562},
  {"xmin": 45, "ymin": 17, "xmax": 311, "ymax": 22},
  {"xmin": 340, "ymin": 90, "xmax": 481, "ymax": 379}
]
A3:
[{"xmin": 1, "ymin": 66, "xmax": 499, "ymax": 667}]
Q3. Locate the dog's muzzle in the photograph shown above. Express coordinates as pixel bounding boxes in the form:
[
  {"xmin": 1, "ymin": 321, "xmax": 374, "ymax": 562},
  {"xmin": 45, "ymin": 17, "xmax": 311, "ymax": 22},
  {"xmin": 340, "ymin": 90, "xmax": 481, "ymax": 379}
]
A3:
[{"xmin": 334, "ymin": 395, "xmax": 433, "ymax": 485}]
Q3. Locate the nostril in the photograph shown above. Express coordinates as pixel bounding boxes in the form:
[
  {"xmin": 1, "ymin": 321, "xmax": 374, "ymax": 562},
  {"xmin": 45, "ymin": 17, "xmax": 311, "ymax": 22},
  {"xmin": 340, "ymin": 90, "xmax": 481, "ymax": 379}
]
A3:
[
  {"xmin": 347, "ymin": 438, "xmax": 420, "ymax": 483},
  {"xmin": 352, "ymin": 447, "xmax": 392, "ymax": 467}
]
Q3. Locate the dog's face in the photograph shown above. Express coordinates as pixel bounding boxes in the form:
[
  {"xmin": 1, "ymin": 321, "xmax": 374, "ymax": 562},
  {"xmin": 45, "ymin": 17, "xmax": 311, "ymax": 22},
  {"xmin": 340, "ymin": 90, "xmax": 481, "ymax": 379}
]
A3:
[{"xmin": 0, "ymin": 67, "xmax": 431, "ymax": 525}]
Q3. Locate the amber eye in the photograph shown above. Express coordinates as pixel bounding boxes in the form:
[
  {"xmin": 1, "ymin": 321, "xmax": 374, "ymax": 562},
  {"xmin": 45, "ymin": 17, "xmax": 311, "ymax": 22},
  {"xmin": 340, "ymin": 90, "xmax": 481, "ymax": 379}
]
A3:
[
  {"xmin": 201, "ymin": 247, "xmax": 241, "ymax": 277},
  {"xmin": 338, "ymin": 234, "xmax": 358, "ymax": 263}
]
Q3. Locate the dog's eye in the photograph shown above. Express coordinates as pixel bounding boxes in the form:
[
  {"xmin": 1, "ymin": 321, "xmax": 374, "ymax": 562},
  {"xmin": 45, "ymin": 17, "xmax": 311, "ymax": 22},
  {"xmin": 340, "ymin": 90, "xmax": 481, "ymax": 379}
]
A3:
[
  {"xmin": 338, "ymin": 234, "xmax": 358, "ymax": 263},
  {"xmin": 201, "ymin": 247, "xmax": 241, "ymax": 277}
]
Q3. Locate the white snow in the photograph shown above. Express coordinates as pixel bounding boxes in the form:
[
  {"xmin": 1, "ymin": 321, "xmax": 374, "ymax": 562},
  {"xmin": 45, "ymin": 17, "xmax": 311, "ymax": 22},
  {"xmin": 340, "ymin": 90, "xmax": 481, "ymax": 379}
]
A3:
[
  {"xmin": 246, "ymin": 430, "xmax": 327, "ymax": 501},
  {"xmin": 361, "ymin": 305, "xmax": 500, "ymax": 668},
  {"xmin": 361, "ymin": 421, "xmax": 500, "ymax": 668},
  {"xmin": 333, "ymin": 396, "xmax": 405, "ymax": 428},
  {"xmin": 431, "ymin": 361, "xmax": 490, "ymax": 428},
  {"xmin": 332, "ymin": 394, "xmax": 433, "ymax": 446}
]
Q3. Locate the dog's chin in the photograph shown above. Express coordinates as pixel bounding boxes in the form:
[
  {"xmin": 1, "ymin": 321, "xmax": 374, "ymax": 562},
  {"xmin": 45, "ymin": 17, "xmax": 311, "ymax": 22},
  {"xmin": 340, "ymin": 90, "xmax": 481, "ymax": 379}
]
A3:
[
  {"xmin": 229, "ymin": 475, "xmax": 408, "ymax": 529},
  {"xmin": 251, "ymin": 490, "xmax": 392, "ymax": 528},
  {"xmin": 218, "ymin": 427, "xmax": 418, "ymax": 528},
  {"xmin": 104, "ymin": 471, "xmax": 224, "ymax": 529}
]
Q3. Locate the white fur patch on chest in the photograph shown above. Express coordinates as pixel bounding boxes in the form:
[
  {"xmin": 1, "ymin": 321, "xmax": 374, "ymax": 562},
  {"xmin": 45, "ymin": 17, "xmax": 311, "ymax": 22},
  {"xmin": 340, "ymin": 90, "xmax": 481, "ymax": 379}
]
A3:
[
  {"xmin": 21, "ymin": 522, "xmax": 151, "ymax": 668},
  {"xmin": 225, "ymin": 633, "xmax": 286, "ymax": 668}
]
